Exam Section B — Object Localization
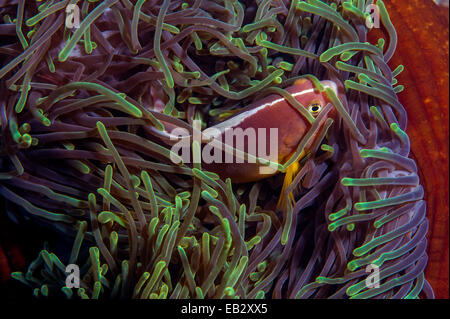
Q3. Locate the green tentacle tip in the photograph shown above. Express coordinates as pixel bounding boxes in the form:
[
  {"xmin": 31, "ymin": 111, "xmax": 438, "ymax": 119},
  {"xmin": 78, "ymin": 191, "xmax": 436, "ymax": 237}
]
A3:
[
  {"xmin": 201, "ymin": 190, "xmax": 215, "ymax": 202},
  {"xmin": 393, "ymin": 85, "xmax": 404, "ymax": 93},
  {"xmin": 188, "ymin": 97, "xmax": 204, "ymax": 104},
  {"xmin": 41, "ymin": 284, "xmax": 49, "ymax": 297},
  {"xmin": 98, "ymin": 211, "xmax": 126, "ymax": 227},
  {"xmin": 278, "ymin": 61, "xmax": 293, "ymax": 71},
  {"xmin": 130, "ymin": 174, "xmax": 141, "ymax": 188},
  {"xmin": 359, "ymin": 149, "xmax": 372, "ymax": 157},
  {"xmin": 224, "ymin": 287, "xmax": 235, "ymax": 297},
  {"xmin": 96, "ymin": 121, "xmax": 107, "ymax": 136},
  {"xmin": 281, "ymin": 228, "xmax": 289, "ymax": 246},
  {"xmin": 78, "ymin": 287, "xmax": 89, "ymax": 299},
  {"xmin": 19, "ymin": 122, "xmax": 31, "ymax": 134},
  {"xmin": 377, "ymin": 38, "xmax": 385, "ymax": 50},
  {"xmin": 392, "ymin": 64, "xmax": 404, "ymax": 77},
  {"xmin": 328, "ymin": 206, "xmax": 349, "ymax": 221},
  {"xmin": 92, "ymin": 281, "xmax": 102, "ymax": 299},
  {"xmin": 42, "ymin": 117, "xmax": 51, "ymax": 126},
  {"xmin": 352, "ymin": 246, "xmax": 367, "ymax": 257},
  {"xmin": 373, "ymin": 219, "xmax": 383, "ymax": 229},
  {"xmin": 19, "ymin": 133, "xmax": 32, "ymax": 148},
  {"xmin": 208, "ymin": 205, "xmax": 220, "ymax": 216},
  {"xmin": 246, "ymin": 235, "xmax": 261, "ymax": 250},
  {"xmin": 328, "ymin": 222, "xmax": 337, "ymax": 232},
  {"xmin": 346, "ymin": 284, "xmax": 360, "ymax": 297},
  {"xmin": 354, "ymin": 202, "xmax": 367, "ymax": 211},
  {"xmin": 315, "ymin": 276, "xmax": 327, "ymax": 284},
  {"xmin": 255, "ymin": 290, "xmax": 265, "ymax": 299},
  {"xmin": 34, "ymin": 288, "xmax": 41, "ymax": 298},
  {"xmin": 10, "ymin": 271, "xmax": 21, "ymax": 279},
  {"xmin": 195, "ymin": 287, "xmax": 204, "ymax": 298},
  {"xmin": 11, "ymin": 271, "xmax": 26, "ymax": 284},
  {"xmin": 273, "ymin": 76, "xmax": 283, "ymax": 84},
  {"xmin": 249, "ymin": 272, "xmax": 260, "ymax": 282},
  {"xmin": 41, "ymin": 249, "xmax": 53, "ymax": 270},
  {"xmin": 201, "ymin": 184, "xmax": 218, "ymax": 199},
  {"xmin": 356, "ymin": 71, "xmax": 368, "ymax": 82},
  {"xmin": 347, "ymin": 260, "xmax": 359, "ymax": 271},
  {"xmin": 390, "ymin": 122, "xmax": 401, "ymax": 132},
  {"xmin": 257, "ymin": 260, "xmax": 267, "ymax": 272}
]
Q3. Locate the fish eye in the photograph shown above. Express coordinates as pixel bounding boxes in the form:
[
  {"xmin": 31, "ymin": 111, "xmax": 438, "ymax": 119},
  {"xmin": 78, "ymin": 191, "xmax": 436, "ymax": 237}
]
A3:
[{"xmin": 308, "ymin": 102, "xmax": 322, "ymax": 115}]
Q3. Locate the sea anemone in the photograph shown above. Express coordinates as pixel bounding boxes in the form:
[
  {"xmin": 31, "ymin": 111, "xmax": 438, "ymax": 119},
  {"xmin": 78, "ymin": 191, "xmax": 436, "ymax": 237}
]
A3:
[{"xmin": 0, "ymin": 0, "xmax": 436, "ymax": 298}]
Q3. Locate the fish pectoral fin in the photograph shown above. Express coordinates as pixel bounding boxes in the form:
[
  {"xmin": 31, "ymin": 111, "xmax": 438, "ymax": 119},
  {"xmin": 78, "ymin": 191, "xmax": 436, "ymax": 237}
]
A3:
[{"xmin": 276, "ymin": 161, "xmax": 301, "ymax": 212}]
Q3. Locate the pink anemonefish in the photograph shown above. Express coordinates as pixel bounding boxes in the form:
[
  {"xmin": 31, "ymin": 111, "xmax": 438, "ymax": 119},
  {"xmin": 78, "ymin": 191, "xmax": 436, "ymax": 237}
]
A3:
[{"xmin": 153, "ymin": 78, "xmax": 344, "ymax": 186}]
